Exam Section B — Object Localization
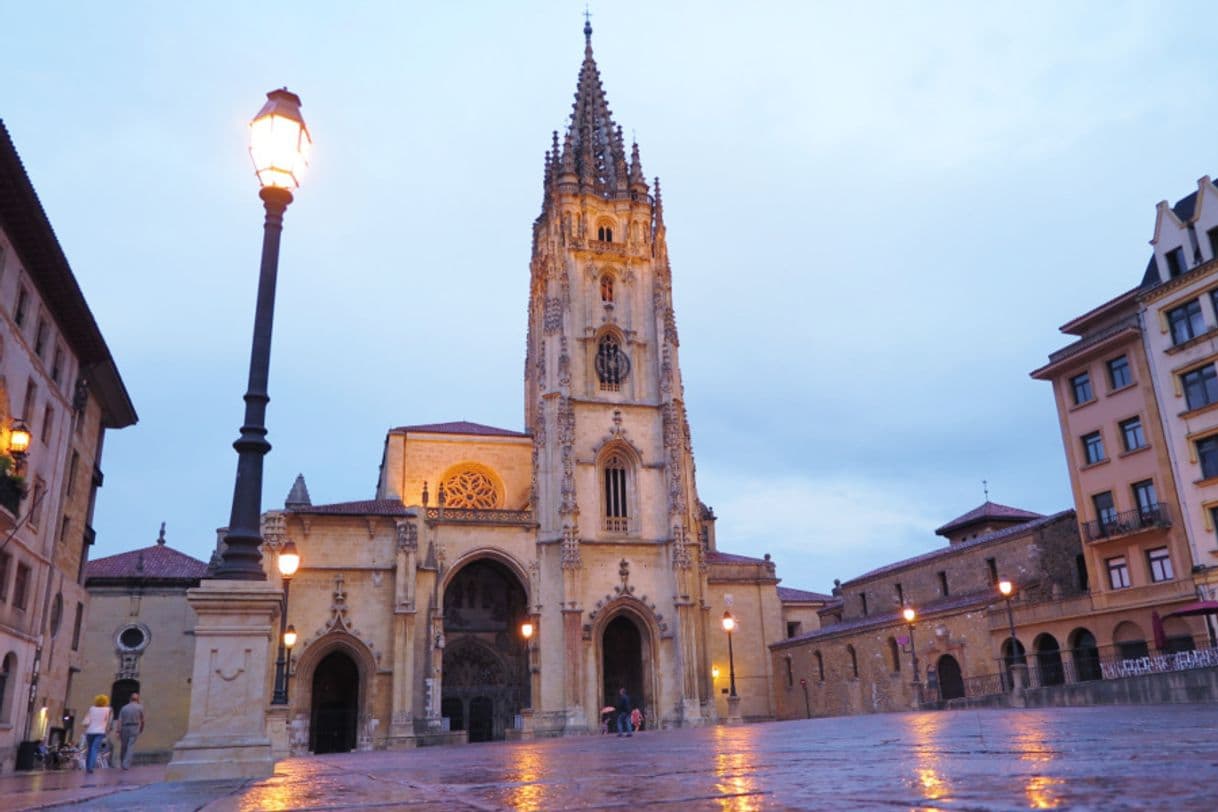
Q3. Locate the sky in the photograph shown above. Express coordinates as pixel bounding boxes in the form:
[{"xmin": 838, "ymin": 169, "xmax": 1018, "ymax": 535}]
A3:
[{"xmin": 4, "ymin": 1, "xmax": 1218, "ymax": 594}]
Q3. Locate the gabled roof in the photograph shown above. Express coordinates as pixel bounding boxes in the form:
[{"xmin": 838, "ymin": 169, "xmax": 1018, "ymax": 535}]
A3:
[
  {"xmin": 287, "ymin": 499, "xmax": 415, "ymax": 517},
  {"xmin": 391, "ymin": 420, "xmax": 530, "ymax": 438},
  {"xmin": 934, "ymin": 501, "xmax": 1043, "ymax": 537},
  {"xmin": 86, "ymin": 542, "xmax": 208, "ymax": 583},
  {"xmin": 777, "ymin": 586, "xmax": 833, "ymax": 603},
  {"xmin": 705, "ymin": 550, "xmax": 767, "ymax": 565}
]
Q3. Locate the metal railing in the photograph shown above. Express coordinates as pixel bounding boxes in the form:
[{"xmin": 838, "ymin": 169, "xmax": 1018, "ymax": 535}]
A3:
[
  {"xmin": 424, "ymin": 507, "xmax": 535, "ymax": 526},
  {"xmin": 1081, "ymin": 503, "xmax": 1171, "ymax": 542}
]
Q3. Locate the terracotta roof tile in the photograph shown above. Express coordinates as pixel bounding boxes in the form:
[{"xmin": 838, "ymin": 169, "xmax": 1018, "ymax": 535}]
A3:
[
  {"xmin": 935, "ymin": 501, "xmax": 1043, "ymax": 536},
  {"xmin": 777, "ymin": 586, "xmax": 833, "ymax": 603},
  {"xmin": 391, "ymin": 420, "xmax": 530, "ymax": 438},
  {"xmin": 772, "ymin": 591, "xmax": 997, "ymax": 649},
  {"xmin": 288, "ymin": 499, "xmax": 415, "ymax": 517},
  {"xmin": 86, "ymin": 544, "xmax": 209, "ymax": 582}
]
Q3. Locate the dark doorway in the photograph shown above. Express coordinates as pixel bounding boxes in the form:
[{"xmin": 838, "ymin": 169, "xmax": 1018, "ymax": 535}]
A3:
[
  {"xmin": 936, "ymin": 655, "xmax": 964, "ymax": 700},
  {"xmin": 602, "ymin": 615, "xmax": 644, "ymax": 713},
  {"xmin": 311, "ymin": 650, "xmax": 358, "ymax": 754},
  {"xmin": 1070, "ymin": 628, "xmax": 1102, "ymax": 681},
  {"xmin": 110, "ymin": 679, "xmax": 139, "ymax": 713},
  {"xmin": 441, "ymin": 698, "xmax": 464, "ymax": 732},
  {"xmin": 468, "ymin": 696, "xmax": 494, "ymax": 743},
  {"xmin": 1034, "ymin": 634, "xmax": 1065, "ymax": 686}
]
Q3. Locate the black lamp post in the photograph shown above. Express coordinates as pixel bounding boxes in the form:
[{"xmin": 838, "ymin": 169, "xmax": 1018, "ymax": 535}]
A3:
[
  {"xmin": 998, "ymin": 579, "xmax": 1023, "ymax": 688},
  {"xmin": 722, "ymin": 611, "xmax": 738, "ymax": 698},
  {"xmin": 902, "ymin": 606, "xmax": 921, "ymax": 705},
  {"xmin": 520, "ymin": 620, "xmax": 535, "ymax": 709},
  {"xmin": 272, "ymin": 540, "xmax": 300, "ymax": 705},
  {"xmin": 214, "ymin": 88, "xmax": 311, "ymax": 580}
]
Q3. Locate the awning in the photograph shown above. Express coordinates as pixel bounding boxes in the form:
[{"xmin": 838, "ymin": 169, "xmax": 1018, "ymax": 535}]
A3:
[{"xmin": 1164, "ymin": 601, "xmax": 1218, "ymax": 618}]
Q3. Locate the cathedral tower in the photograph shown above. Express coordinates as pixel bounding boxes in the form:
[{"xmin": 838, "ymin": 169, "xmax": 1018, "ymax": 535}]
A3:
[{"xmin": 525, "ymin": 21, "xmax": 713, "ymax": 728}]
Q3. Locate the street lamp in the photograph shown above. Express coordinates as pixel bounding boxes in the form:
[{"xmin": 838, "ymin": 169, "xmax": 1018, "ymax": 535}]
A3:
[
  {"xmin": 272, "ymin": 540, "xmax": 300, "ymax": 705},
  {"xmin": 902, "ymin": 606, "xmax": 921, "ymax": 706},
  {"xmin": 721, "ymin": 611, "xmax": 737, "ymax": 698},
  {"xmin": 7, "ymin": 418, "xmax": 30, "ymax": 474},
  {"xmin": 998, "ymin": 579, "xmax": 1023, "ymax": 690},
  {"xmin": 214, "ymin": 88, "xmax": 312, "ymax": 581},
  {"xmin": 520, "ymin": 620, "xmax": 535, "ymax": 712}
]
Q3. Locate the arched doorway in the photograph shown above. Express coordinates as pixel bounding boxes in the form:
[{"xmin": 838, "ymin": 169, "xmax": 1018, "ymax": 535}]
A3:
[
  {"xmin": 1034, "ymin": 634, "xmax": 1065, "ymax": 686},
  {"xmin": 602, "ymin": 614, "xmax": 645, "ymax": 717},
  {"xmin": 311, "ymin": 650, "xmax": 359, "ymax": 754},
  {"xmin": 1113, "ymin": 621, "xmax": 1148, "ymax": 660},
  {"xmin": 1001, "ymin": 638, "xmax": 1026, "ymax": 691},
  {"xmin": 936, "ymin": 655, "xmax": 964, "ymax": 700},
  {"xmin": 441, "ymin": 557, "xmax": 529, "ymax": 742},
  {"xmin": 1069, "ymin": 628, "xmax": 1101, "ymax": 681}
]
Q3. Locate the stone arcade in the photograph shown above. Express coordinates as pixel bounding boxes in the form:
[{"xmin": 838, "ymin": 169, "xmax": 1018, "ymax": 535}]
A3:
[{"xmin": 249, "ymin": 23, "xmax": 814, "ymax": 753}]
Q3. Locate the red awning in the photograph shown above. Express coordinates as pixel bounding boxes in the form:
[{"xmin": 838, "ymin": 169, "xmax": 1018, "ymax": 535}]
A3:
[{"xmin": 1164, "ymin": 601, "xmax": 1218, "ymax": 618}]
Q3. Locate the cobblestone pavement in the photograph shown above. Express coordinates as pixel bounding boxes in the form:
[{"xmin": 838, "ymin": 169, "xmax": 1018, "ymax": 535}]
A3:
[{"xmin": 3, "ymin": 704, "xmax": 1218, "ymax": 811}]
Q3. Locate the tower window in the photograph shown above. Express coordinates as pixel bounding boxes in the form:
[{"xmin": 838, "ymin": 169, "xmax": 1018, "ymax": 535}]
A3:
[
  {"xmin": 600, "ymin": 274, "xmax": 614, "ymax": 303},
  {"xmin": 603, "ymin": 452, "xmax": 629, "ymax": 533},
  {"xmin": 597, "ymin": 225, "xmax": 613, "ymax": 243},
  {"xmin": 596, "ymin": 334, "xmax": 630, "ymax": 391}
]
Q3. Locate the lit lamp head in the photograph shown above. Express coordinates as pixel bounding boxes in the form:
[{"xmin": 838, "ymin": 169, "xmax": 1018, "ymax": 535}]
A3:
[
  {"xmin": 8, "ymin": 418, "xmax": 31, "ymax": 459},
  {"xmin": 721, "ymin": 611, "xmax": 736, "ymax": 633},
  {"xmin": 249, "ymin": 88, "xmax": 311, "ymax": 191},
  {"xmin": 520, "ymin": 621, "xmax": 534, "ymax": 640},
  {"xmin": 712, "ymin": 665, "xmax": 721, "ymax": 680},
  {"xmin": 902, "ymin": 607, "xmax": 917, "ymax": 624},
  {"xmin": 998, "ymin": 579, "xmax": 1014, "ymax": 598},
  {"xmin": 277, "ymin": 540, "xmax": 301, "ymax": 579},
  {"xmin": 283, "ymin": 624, "xmax": 297, "ymax": 649}
]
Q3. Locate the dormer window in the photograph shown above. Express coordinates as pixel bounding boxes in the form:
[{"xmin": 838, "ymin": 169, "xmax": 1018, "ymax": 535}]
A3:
[
  {"xmin": 1166, "ymin": 247, "xmax": 1186, "ymax": 278},
  {"xmin": 1208, "ymin": 226, "xmax": 1218, "ymax": 261},
  {"xmin": 597, "ymin": 225, "xmax": 613, "ymax": 243},
  {"xmin": 600, "ymin": 274, "xmax": 614, "ymax": 303}
]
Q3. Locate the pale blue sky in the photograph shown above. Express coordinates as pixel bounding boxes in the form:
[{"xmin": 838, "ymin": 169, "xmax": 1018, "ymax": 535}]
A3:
[{"xmin": 4, "ymin": 2, "xmax": 1217, "ymax": 593}]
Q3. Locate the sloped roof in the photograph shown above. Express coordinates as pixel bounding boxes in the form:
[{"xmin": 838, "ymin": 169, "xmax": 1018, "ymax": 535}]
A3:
[
  {"xmin": 705, "ymin": 550, "xmax": 767, "ymax": 565},
  {"xmin": 391, "ymin": 420, "xmax": 530, "ymax": 438},
  {"xmin": 86, "ymin": 543, "xmax": 208, "ymax": 582},
  {"xmin": 844, "ymin": 510, "xmax": 1074, "ymax": 586},
  {"xmin": 772, "ymin": 591, "xmax": 997, "ymax": 649},
  {"xmin": 777, "ymin": 586, "xmax": 833, "ymax": 603},
  {"xmin": 935, "ymin": 501, "xmax": 1043, "ymax": 537},
  {"xmin": 287, "ymin": 499, "xmax": 415, "ymax": 517}
]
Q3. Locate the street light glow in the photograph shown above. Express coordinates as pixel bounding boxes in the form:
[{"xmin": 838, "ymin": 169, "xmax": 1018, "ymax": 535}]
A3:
[
  {"xmin": 249, "ymin": 88, "xmax": 311, "ymax": 190},
  {"xmin": 722, "ymin": 611, "xmax": 736, "ymax": 632},
  {"xmin": 283, "ymin": 625, "xmax": 297, "ymax": 649},
  {"xmin": 521, "ymin": 621, "xmax": 534, "ymax": 640},
  {"xmin": 8, "ymin": 419, "xmax": 31, "ymax": 457},
  {"xmin": 998, "ymin": 579, "xmax": 1013, "ymax": 597},
  {"xmin": 277, "ymin": 540, "xmax": 300, "ymax": 578},
  {"xmin": 902, "ymin": 606, "xmax": 916, "ymax": 624}
]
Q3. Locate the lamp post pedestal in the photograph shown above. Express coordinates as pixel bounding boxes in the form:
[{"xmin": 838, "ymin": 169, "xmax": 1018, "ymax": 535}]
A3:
[
  {"xmin": 166, "ymin": 580, "xmax": 283, "ymax": 781},
  {"xmin": 725, "ymin": 695, "xmax": 743, "ymax": 725}
]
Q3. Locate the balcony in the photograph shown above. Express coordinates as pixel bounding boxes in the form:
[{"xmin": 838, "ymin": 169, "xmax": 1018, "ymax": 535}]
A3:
[
  {"xmin": 423, "ymin": 507, "xmax": 535, "ymax": 527},
  {"xmin": 1082, "ymin": 503, "xmax": 1171, "ymax": 543}
]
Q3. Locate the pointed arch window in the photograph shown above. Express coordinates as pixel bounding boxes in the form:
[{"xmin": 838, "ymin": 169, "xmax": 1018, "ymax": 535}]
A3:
[
  {"xmin": 603, "ymin": 451, "xmax": 630, "ymax": 533},
  {"xmin": 600, "ymin": 274, "xmax": 615, "ymax": 303},
  {"xmin": 596, "ymin": 334, "xmax": 630, "ymax": 392},
  {"xmin": 597, "ymin": 225, "xmax": 613, "ymax": 243}
]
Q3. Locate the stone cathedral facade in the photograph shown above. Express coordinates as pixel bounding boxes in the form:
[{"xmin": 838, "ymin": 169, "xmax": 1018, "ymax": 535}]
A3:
[{"xmin": 257, "ymin": 25, "xmax": 812, "ymax": 753}]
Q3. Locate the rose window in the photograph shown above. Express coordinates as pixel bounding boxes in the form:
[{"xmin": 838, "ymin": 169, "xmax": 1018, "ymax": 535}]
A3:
[{"xmin": 441, "ymin": 468, "xmax": 500, "ymax": 509}]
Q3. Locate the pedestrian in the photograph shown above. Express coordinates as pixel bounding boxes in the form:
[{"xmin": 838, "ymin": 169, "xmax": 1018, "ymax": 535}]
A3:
[
  {"xmin": 116, "ymin": 692, "xmax": 145, "ymax": 770},
  {"xmin": 630, "ymin": 706, "xmax": 643, "ymax": 732},
  {"xmin": 615, "ymin": 687, "xmax": 633, "ymax": 737},
  {"xmin": 82, "ymin": 694, "xmax": 111, "ymax": 774}
]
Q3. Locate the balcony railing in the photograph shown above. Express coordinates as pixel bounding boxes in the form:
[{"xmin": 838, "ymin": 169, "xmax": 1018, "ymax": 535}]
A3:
[
  {"xmin": 1081, "ymin": 503, "xmax": 1171, "ymax": 542},
  {"xmin": 424, "ymin": 507, "xmax": 535, "ymax": 526}
]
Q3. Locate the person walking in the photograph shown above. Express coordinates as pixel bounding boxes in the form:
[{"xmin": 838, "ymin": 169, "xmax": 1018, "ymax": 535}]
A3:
[
  {"xmin": 615, "ymin": 687, "xmax": 633, "ymax": 737},
  {"xmin": 82, "ymin": 695, "xmax": 112, "ymax": 774},
  {"xmin": 117, "ymin": 692, "xmax": 145, "ymax": 770}
]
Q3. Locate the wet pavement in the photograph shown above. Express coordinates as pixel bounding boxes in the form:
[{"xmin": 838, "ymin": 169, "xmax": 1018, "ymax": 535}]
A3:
[{"xmin": 3, "ymin": 704, "xmax": 1217, "ymax": 810}]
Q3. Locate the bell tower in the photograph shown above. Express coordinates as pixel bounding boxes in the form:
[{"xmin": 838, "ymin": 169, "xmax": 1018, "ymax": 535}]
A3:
[{"xmin": 526, "ymin": 20, "xmax": 712, "ymax": 727}]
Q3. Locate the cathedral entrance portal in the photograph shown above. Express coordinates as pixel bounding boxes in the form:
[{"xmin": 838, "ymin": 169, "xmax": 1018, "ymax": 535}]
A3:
[
  {"xmin": 441, "ymin": 557, "xmax": 529, "ymax": 742},
  {"xmin": 602, "ymin": 614, "xmax": 645, "ymax": 721},
  {"xmin": 311, "ymin": 650, "xmax": 359, "ymax": 754}
]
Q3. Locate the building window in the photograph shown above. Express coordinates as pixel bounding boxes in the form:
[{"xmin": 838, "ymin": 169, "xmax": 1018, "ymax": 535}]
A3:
[
  {"xmin": 1076, "ymin": 553, "xmax": 1090, "ymax": 592},
  {"xmin": 1182, "ymin": 365, "xmax": 1218, "ymax": 410},
  {"xmin": 41, "ymin": 405, "xmax": 54, "ymax": 444},
  {"xmin": 33, "ymin": 318, "xmax": 48, "ymax": 358},
  {"xmin": 785, "ymin": 656, "xmax": 794, "ymax": 687},
  {"xmin": 938, "ymin": 571, "xmax": 949, "ymax": 596},
  {"xmin": 1209, "ymin": 225, "xmax": 1218, "ymax": 260},
  {"xmin": 1147, "ymin": 547, "xmax": 1174, "ymax": 582},
  {"xmin": 71, "ymin": 602, "xmax": 84, "ymax": 651},
  {"xmin": 49, "ymin": 593, "xmax": 63, "ymax": 637},
  {"xmin": 1197, "ymin": 436, "xmax": 1218, "ymax": 480},
  {"xmin": 596, "ymin": 334, "xmax": 630, "ymax": 390},
  {"xmin": 1167, "ymin": 299, "xmax": 1205, "ymax": 345},
  {"xmin": 1166, "ymin": 246, "xmax": 1187, "ymax": 278},
  {"xmin": 894, "ymin": 582, "xmax": 904, "ymax": 606},
  {"xmin": 1082, "ymin": 432, "xmax": 1106, "ymax": 465},
  {"xmin": 1107, "ymin": 355, "xmax": 1131, "ymax": 390},
  {"xmin": 860, "ymin": 593, "xmax": 869, "ymax": 616},
  {"xmin": 986, "ymin": 557, "xmax": 998, "ymax": 586},
  {"xmin": 14, "ymin": 287, "xmax": 29, "ymax": 327},
  {"xmin": 29, "ymin": 479, "xmax": 44, "ymax": 528},
  {"xmin": 600, "ymin": 274, "xmax": 614, "ymax": 303},
  {"xmin": 22, "ymin": 379, "xmax": 37, "ymax": 427},
  {"xmin": 888, "ymin": 637, "xmax": 901, "ymax": 673},
  {"xmin": 59, "ymin": 516, "xmax": 70, "ymax": 545},
  {"xmin": 786, "ymin": 621, "xmax": 801, "ymax": 638},
  {"xmin": 846, "ymin": 645, "xmax": 859, "ymax": 679},
  {"xmin": 1120, "ymin": 417, "xmax": 1146, "ymax": 452},
  {"xmin": 1070, "ymin": 372, "xmax": 1093, "ymax": 405},
  {"xmin": 603, "ymin": 452, "xmax": 629, "ymax": 533},
  {"xmin": 1132, "ymin": 480, "xmax": 1157, "ymax": 519},
  {"xmin": 0, "ymin": 653, "xmax": 13, "ymax": 723},
  {"xmin": 597, "ymin": 225, "xmax": 613, "ymax": 242},
  {"xmin": 814, "ymin": 651, "xmax": 824, "ymax": 681},
  {"xmin": 66, "ymin": 451, "xmax": 79, "ymax": 496},
  {"xmin": 51, "ymin": 346, "xmax": 63, "ymax": 384},
  {"xmin": 12, "ymin": 563, "xmax": 30, "ymax": 610},
  {"xmin": 0, "ymin": 552, "xmax": 10, "ymax": 602},
  {"xmin": 1093, "ymin": 491, "xmax": 1117, "ymax": 528},
  {"xmin": 1107, "ymin": 556, "xmax": 1131, "ymax": 589}
]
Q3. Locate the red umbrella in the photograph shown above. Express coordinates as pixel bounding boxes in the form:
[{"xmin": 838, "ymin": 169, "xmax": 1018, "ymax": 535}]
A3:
[{"xmin": 1151, "ymin": 610, "xmax": 1167, "ymax": 651}]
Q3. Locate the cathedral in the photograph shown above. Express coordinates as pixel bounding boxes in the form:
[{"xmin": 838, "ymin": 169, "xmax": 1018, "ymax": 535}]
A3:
[{"xmin": 257, "ymin": 23, "xmax": 812, "ymax": 752}]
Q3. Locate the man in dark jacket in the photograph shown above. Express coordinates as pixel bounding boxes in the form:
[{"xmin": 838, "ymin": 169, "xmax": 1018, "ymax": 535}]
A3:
[{"xmin": 615, "ymin": 687, "xmax": 633, "ymax": 737}]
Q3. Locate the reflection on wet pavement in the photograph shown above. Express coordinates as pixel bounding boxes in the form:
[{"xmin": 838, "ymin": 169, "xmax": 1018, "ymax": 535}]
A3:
[{"xmin": 6, "ymin": 705, "xmax": 1218, "ymax": 810}]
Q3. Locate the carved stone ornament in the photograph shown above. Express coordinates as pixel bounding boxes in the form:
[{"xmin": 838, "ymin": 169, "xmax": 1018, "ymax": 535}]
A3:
[
  {"xmin": 296, "ymin": 573, "xmax": 384, "ymax": 666},
  {"xmin": 561, "ymin": 525, "xmax": 581, "ymax": 569},
  {"xmin": 671, "ymin": 523, "xmax": 691, "ymax": 570},
  {"xmin": 396, "ymin": 520, "xmax": 418, "ymax": 551},
  {"xmin": 584, "ymin": 558, "xmax": 670, "ymax": 638},
  {"xmin": 261, "ymin": 512, "xmax": 286, "ymax": 550},
  {"xmin": 544, "ymin": 297, "xmax": 563, "ymax": 334}
]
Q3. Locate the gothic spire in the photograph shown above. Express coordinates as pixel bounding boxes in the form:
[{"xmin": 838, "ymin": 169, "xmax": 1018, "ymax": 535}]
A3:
[{"xmin": 561, "ymin": 19, "xmax": 628, "ymax": 194}]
